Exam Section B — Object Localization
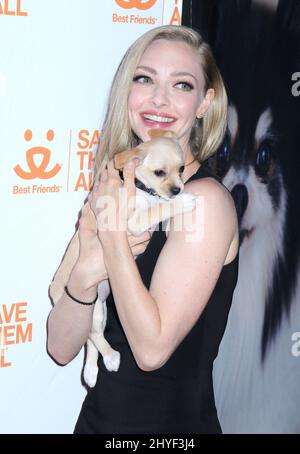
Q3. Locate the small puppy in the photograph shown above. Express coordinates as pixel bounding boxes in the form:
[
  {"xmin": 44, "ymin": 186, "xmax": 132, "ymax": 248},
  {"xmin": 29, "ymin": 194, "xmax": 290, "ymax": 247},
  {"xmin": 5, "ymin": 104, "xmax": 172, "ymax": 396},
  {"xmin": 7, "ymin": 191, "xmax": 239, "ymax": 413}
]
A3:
[{"xmin": 49, "ymin": 129, "xmax": 197, "ymax": 387}]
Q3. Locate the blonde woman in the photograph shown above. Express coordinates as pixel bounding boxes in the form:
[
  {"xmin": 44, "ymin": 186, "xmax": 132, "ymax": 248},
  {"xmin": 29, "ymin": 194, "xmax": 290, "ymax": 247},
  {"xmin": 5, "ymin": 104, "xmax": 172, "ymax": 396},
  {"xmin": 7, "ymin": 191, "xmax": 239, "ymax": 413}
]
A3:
[{"xmin": 47, "ymin": 25, "xmax": 239, "ymax": 434}]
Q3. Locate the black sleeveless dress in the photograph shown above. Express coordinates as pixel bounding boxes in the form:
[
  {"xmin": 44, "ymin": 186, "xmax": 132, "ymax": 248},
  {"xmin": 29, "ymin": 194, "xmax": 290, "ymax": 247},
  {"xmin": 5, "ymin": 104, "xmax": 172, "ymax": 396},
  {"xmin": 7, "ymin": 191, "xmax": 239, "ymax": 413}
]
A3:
[{"xmin": 74, "ymin": 163, "xmax": 239, "ymax": 434}]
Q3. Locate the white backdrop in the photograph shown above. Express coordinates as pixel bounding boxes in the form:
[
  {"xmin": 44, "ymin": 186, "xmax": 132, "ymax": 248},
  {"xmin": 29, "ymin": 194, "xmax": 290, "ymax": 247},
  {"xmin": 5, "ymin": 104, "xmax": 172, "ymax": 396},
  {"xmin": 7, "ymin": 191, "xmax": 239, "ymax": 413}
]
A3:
[{"xmin": 0, "ymin": 0, "xmax": 182, "ymax": 434}]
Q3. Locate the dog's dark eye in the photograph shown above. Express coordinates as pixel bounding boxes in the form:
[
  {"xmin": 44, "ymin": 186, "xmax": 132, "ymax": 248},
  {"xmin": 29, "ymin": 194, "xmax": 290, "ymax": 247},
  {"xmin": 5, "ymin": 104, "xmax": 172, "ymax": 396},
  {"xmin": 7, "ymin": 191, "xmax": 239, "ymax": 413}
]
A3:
[
  {"xmin": 215, "ymin": 133, "xmax": 231, "ymax": 177},
  {"xmin": 154, "ymin": 169, "xmax": 166, "ymax": 177},
  {"xmin": 255, "ymin": 140, "xmax": 273, "ymax": 178},
  {"xmin": 179, "ymin": 166, "xmax": 185, "ymax": 174}
]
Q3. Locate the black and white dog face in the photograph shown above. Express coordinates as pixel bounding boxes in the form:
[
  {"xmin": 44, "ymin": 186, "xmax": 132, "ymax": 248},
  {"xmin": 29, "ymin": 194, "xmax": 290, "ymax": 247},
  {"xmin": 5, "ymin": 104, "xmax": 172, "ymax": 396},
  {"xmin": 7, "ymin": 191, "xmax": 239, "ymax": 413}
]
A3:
[
  {"xmin": 205, "ymin": 0, "xmax": 300, "ymax": 361},
  {"xmin": 208, "ymin": 101, "xmax": 290, "ymax": 358},
  {"xmin": 214, "ymin": 105, "xmax": 286, "ymax": 251},
  {"xmin": 197, "ymin": 0, "xmax": 300, "ymax": 433}
]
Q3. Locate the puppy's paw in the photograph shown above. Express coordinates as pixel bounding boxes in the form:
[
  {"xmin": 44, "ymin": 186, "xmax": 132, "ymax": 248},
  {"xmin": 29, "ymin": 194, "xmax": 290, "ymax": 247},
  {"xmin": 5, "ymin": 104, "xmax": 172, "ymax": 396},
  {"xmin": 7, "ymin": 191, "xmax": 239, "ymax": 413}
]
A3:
[
  {"xmin": 128, "ymin": 225, "xmax": 146, "ymax": 236},
  {"xmin": 127, "ymin": 218, "xmax": 147, "ymax": 237},
  {"xmin": 174, "ymin": 192, "xmax": 197, "ymax": 214},
  {"xmin": 83, "ymin": 362, "xmax": 99, "ymax": 388},
  {"xmin": 103, "ymin": 350, "xmax": 121, "ymax": 372}
]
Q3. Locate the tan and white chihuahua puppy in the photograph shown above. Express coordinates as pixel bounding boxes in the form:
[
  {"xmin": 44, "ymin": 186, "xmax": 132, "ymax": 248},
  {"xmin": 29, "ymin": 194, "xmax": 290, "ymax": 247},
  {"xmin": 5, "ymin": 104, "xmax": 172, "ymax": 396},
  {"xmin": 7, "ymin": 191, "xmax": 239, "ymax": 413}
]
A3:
[{"xmin": 49, "ymin": 129, "xmax": 197, "ymax": 387}]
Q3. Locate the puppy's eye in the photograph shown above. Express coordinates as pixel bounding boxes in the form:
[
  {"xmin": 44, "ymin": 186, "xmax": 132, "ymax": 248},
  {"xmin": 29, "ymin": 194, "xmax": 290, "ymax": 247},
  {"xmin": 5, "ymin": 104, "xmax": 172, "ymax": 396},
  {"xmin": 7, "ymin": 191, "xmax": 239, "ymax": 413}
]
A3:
[
  {"xmin": 154, "ymin": 169, "xmax": 166, "ymax": 177},
  {"xmin": 179, "ymin": 166, "xmax": 185, "ymax": 174}
]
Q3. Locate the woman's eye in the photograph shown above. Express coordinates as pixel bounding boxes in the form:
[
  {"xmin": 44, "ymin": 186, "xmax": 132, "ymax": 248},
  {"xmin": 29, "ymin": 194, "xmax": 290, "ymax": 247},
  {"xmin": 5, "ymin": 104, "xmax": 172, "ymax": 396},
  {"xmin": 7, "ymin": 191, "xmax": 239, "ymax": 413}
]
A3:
[
  {"xmin": 175, "ymin": 82, "xmax": 194, "ymax": 91},
  {"xmin": 133, "ymin": 75, "xmax": 152, "ymax": 84}
]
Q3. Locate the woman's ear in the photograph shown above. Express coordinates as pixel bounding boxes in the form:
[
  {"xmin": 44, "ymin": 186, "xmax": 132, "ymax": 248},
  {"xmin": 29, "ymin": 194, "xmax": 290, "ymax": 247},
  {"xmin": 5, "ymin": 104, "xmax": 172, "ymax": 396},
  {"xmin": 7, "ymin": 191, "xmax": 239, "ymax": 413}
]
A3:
[{"xmin": 196, "ymin": 88, "xmax": 215, "ymax": 119}]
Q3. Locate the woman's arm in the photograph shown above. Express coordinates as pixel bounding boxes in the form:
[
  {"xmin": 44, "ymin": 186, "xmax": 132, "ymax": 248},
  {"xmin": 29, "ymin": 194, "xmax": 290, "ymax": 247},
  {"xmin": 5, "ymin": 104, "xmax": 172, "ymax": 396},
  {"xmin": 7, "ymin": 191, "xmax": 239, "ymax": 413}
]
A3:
[
  {"xmin": 47, "ymin": 210, "xmax": 150, "ymax": 365},
  {"xmin": 47, "ymin": 213, "xmax": 106, "ymax": 365},
  {"xmin": 97, "ymin": 163, "xmax": 238, "ymax": 371},
  {"xmin": 47, "ymin": 276, "xmax": 97, "ymax": 366}
]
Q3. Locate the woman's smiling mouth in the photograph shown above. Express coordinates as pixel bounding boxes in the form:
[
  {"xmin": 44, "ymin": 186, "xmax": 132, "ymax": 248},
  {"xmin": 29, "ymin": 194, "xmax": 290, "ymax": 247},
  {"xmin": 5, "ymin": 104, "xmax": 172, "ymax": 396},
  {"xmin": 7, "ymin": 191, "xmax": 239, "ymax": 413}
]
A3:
[{"xmin": 140, "ymin": 111, "xmax": 177, "ymax": 128}]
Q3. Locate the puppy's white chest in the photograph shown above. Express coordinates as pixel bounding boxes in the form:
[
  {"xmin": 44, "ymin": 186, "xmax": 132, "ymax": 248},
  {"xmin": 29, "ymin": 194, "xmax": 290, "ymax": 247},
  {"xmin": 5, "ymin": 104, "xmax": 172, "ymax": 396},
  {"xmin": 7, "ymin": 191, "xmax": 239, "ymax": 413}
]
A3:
[{"xmin": 135, "ymin": 188, "xmax": 159, "ymax": 210}]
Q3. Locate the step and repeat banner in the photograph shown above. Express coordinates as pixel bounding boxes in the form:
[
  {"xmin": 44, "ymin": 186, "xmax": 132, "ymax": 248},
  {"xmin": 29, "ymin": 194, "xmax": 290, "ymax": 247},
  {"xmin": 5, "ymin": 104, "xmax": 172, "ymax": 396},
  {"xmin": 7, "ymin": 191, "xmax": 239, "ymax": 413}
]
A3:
[{"xmin": 0, "ymin": 0, "xmax": 183, "ymax": 434}]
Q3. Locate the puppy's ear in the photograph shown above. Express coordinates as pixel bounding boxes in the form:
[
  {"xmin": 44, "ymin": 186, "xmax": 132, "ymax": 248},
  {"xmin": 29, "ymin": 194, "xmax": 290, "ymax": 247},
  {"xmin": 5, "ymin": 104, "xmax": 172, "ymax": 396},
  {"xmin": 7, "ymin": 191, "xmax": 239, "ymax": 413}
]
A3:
[
  {"xmin": 114, "ymin": 148, "xmax": 141, "ymax": 170},
  {"xmin": 148, "ymin": 129, "xmax": 176, "ymax": 140}
]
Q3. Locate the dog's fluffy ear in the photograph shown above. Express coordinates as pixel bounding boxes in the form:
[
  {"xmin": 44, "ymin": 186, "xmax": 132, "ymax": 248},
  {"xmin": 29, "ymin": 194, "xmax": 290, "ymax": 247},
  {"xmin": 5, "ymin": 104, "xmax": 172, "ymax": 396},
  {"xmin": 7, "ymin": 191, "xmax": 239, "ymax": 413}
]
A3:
[
  {"xmin": 114, "ymin": 129, "xmax": 176, "ymax": 169},
  {"xmin": 148, "ymin": 129, "xmax": 176, "ymax": 139},
  {"xmin": 114, "ymin": 148, "xmax": 142, "ymax": 170}
]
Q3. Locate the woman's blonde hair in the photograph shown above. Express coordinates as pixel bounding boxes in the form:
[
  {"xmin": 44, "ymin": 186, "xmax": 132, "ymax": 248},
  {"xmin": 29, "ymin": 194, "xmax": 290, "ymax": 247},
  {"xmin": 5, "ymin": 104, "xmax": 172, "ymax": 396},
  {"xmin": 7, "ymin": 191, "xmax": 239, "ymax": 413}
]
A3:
[{"xmin": 94, "ymin": 25, "xmax": 227, "ymax": 177}]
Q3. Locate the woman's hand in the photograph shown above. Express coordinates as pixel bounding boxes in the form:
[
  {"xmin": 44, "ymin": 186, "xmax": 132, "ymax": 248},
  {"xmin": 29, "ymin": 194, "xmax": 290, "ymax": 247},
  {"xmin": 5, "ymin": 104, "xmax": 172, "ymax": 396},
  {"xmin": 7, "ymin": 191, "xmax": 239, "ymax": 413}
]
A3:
[
  {"xmin": 67, "ymin": 210, "xmax": 107, "ymax": 298},
  {"xmin": 69, "ymin": 167, "xmax": 150, "ymax": 294},
  {"xmin": 91, "ymin": 158, "xmax": 138, "ymax": 246}
]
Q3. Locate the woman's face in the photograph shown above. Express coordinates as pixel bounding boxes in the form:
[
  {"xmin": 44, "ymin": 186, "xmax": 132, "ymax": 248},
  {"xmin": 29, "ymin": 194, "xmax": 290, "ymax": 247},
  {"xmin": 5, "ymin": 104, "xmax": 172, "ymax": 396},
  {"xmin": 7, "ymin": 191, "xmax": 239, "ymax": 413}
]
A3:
[{"xmin": 128, "ymin": 39, "xmax": 207, "ymax": 154}]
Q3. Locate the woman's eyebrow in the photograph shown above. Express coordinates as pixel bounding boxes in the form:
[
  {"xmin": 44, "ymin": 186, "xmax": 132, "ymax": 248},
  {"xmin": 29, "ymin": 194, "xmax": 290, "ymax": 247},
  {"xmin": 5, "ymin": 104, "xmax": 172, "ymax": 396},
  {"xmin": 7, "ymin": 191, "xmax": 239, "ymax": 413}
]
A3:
[
  {"xmin": 135, "ymin": 65, "xmax": 156, "ymax": 74},
  {"xmin": 135, "ymin": 66, "xmax": 197, "ymax": 83},
  {"xmin": 171, "ymin": 71, "xmax": 197, "ymax": 82}
]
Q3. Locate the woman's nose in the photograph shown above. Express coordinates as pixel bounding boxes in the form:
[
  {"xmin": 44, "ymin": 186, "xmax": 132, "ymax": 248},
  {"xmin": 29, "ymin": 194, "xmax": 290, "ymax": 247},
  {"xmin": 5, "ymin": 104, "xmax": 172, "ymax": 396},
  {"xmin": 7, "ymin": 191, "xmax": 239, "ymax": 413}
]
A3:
[{"xmin": 151, "ymin": 84, "xmax": 169, "ymax": 107}]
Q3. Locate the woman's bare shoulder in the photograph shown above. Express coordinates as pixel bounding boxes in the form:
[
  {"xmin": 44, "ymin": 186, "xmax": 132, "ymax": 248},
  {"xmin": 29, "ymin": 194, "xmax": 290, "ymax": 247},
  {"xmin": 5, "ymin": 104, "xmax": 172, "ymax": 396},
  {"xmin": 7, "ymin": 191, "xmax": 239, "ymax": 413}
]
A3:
[
  {"xmin": 185, "ymin": 174, "xmax": 230, "ymax": 197},
  {"xmin": 185, "ymin": 176, "xmax": 236, "ymax": 218},
  {"xmin": 184, "ymin": 176, "xmax": 239, "ymax": 263}
]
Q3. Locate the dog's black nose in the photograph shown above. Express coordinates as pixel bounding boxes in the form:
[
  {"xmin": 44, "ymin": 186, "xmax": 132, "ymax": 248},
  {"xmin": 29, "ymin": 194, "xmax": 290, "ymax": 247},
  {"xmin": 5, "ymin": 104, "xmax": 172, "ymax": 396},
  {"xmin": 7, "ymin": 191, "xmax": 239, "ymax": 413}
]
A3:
[{"xmin": 170, "ymin": 186, "xmax": 181, "ymax": 196}]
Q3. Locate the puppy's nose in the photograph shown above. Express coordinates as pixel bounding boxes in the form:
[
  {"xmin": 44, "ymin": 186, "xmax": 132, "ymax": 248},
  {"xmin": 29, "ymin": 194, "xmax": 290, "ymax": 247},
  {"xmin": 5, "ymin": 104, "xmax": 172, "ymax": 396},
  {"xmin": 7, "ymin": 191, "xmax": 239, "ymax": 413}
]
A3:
[{"xmin": 170, "ymin": 186, "xmax": 181, "ymax": 196}]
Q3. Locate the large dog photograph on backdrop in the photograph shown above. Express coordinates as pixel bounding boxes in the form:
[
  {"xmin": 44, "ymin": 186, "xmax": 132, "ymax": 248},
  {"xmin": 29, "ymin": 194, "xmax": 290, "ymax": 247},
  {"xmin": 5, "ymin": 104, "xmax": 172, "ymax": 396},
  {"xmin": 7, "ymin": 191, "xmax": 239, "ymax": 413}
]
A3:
[{"xmin": 184, "ymin": 0, "xmax": 300, "ymax": 433}]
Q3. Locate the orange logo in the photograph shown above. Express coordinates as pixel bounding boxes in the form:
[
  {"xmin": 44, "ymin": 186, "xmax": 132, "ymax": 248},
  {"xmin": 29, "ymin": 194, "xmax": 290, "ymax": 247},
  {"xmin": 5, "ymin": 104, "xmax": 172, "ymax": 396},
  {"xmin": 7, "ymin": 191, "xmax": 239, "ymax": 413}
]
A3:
[
  {"xmin": 0, "ymin": 0, "xmax": 28, "ymax": 16},
  {"xmin": 0, "ymin": 301, "xmax": 32, "ymax": 368},
  {"xmin": 115, "ymin": 0, "xmax": 157, "ymax": 10},
  {"xmin": 14, "ymin": 130, "xmax": 62, "ymax": 180}
]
